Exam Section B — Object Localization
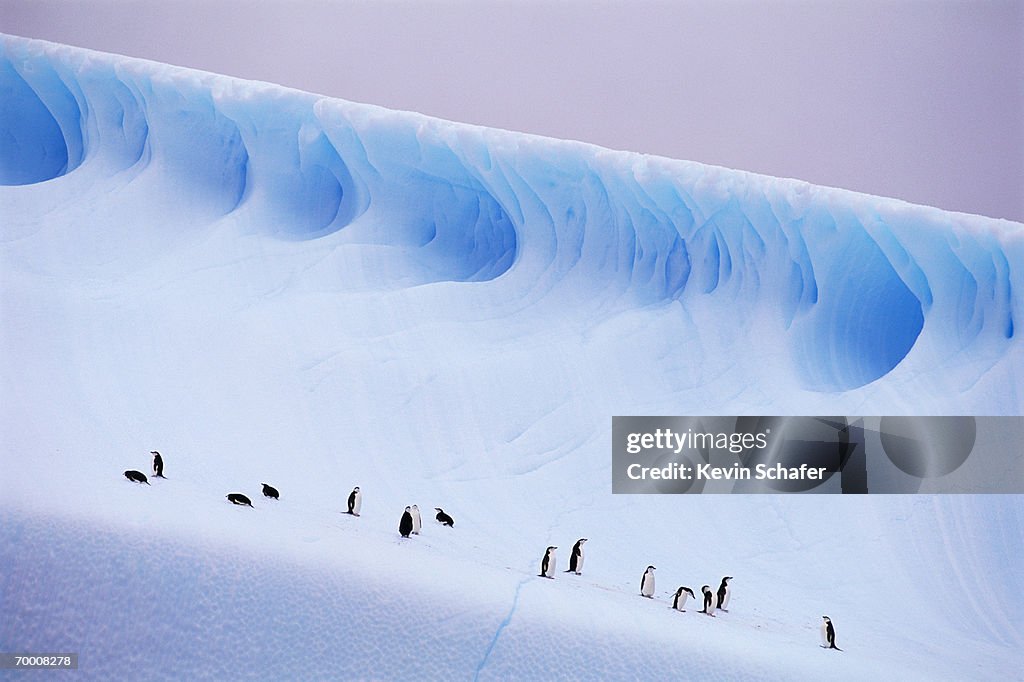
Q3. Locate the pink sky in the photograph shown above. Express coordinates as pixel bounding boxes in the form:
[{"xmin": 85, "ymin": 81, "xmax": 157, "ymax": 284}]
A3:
[{"xmin": 3, "ymin": 0, "xmax": 1021, "ymax": 221}]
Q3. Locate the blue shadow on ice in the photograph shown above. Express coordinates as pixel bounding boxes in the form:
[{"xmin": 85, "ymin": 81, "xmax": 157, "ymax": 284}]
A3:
[{"xmin": 0, "ymin": 58, "xmax": 80, "ymax": 185}]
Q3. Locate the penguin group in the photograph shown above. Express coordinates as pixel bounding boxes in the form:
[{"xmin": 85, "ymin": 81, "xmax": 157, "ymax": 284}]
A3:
[
  {"xmin": 123, "ymin": 450, "xmax": 167, "ymax": 485},
  {"xmin": 638, "ymin": 574, "xmax": 731, "ymax": 619},
  {"xmin": 400, "ymin": 504, "xmax": 444, "ymax": 539},
  {"xmin": 535, "ymin": 541, "xmax": 744, "ymax": 624},
  {"xmin": 122, "ymin": 451, "xmax": 842, "ymax": 650},
  {"xmin": 534, "ymin": 538, "xmax": 587, "ymax": 578},
  {"xmin": 533, "ymin": 540, "xmax": 730, "ymax": 618},
  {"xmin": 667, "ymin": 577, "xmax": 730, "ymax": 617},
  {"xmin": 530, "ymin": 546, "xmax": 839, "ymax": 649},
  {"xmin": 120, "ymin": 451, "xmax": 459, "ymax": 550}
]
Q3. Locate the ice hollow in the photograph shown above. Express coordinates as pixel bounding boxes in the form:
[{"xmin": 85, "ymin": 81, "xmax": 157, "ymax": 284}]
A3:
[{"xmin": 1, "ymin": 32, "xmax": 1021, "ymax": 398}]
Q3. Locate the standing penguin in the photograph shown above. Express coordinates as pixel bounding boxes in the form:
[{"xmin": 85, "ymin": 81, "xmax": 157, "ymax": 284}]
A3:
[
  {"xmin": 640, "ymin": 566, "xmax": 656, "ymax": 598},
  {"xmin": 411, "ymin": 505, "xmax": 422, "ymax": 534},
  {"xmin": 151, "ymin": 451, "xmax": 164, "ymax": 478},
  {"xmin": 716, "ymin": 576, "xmax": 733, "ymax": 611},
  {"xmin": 539, "ymin": 546, "xmax": 557, "ymax": 578},
  {"xmin": 434, "ymin": 508, "xmax": 454, "ymax": 527},
  {"xmin": 671, "ymin": 586, "xmax": 695, "ymax": 611},
  {"xmin": 399, "ymin": 506, "xmax": 414, "ymax": 538},
  {"xmin": 346, "ymin": 487, "xmax": 361, "ymax": 516},
  {"xmin": 700, "ymin": 585, "xmax": 717, "ymax": 616},
  {"xmin": 821, "ymin": 616, "xmax": 842, "ymax": 650},
  {"xmin": 565, "ymin": 538, "xmax": 587, "ymax": 575}
]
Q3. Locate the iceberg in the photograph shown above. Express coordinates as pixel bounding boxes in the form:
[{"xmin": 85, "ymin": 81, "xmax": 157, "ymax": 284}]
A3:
[{"xmin": 1, "ymin": 34, "xmax": 1022, "ymax": 680}]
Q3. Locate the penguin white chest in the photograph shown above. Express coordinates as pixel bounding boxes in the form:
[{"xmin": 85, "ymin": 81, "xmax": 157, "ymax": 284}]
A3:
[
  {"xmin": 703, "ymin": 589, "xmax": 716, "ymax": 615},
  {"xmin": 641, "ymin": 571, "xmax": 655, "ymax": 597}
]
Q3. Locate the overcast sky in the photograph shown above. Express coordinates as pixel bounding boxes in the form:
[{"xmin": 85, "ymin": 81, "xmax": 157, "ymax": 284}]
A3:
[{"xmin": 2, "ymin": 0, "xmax": 1021, "ymax": 221}]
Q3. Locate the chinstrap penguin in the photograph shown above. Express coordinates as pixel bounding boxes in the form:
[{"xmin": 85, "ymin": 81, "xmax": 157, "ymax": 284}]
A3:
[
  {"xmin": 411, "ymin": 505, "xmax": 422, "ymax": 534},
  {"xmin": 640, "ymin": 566, "xmax": 656, "ymax": 598},
  {"xmin": 434, "ymin": 508, "xmax": 454, "ymax": 526},
  {"xmin": 700, "ymin": 585, "xmax": 716, "ymax": 616},
  {"xmin": 671, "ymin": 586, "xmax": 695, "ymax": 611},
  {"xmin": 399, "ymin": 506, "xmax": 414, "ymax": 538},
  {"xmin": 821, "ymin": 616, "xmax": 842, "ymax": 650},
  {"xmin": 151, "ymin": 451, "xmax": 164, "ymax": 478},
  {"xmin": 346, "ymin": 486, "xmax": 361, "ymax": 516},
  {"xmin": 565, "ymin": 538, "xmax": 587, "ymax": 574},
  {"xmin": 716, "ymin": 576, "xmax": 733, "ymax": 611},
  {"xmin": 124, "ymin": 470, "xmax": 150, "ymax": 485},
  {"xmin": 226, "ymin": 493, "xmax": 253, "ymax": 507},
  {"xmin": 539, "ymin": 546, "xmax": 557, "ymax": 578}
]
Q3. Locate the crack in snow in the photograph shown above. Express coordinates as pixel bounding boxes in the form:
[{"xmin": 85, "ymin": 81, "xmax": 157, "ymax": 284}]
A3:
[{"xmin": 473, "ymin": 576, "xmax": 530, "ymax": 681}]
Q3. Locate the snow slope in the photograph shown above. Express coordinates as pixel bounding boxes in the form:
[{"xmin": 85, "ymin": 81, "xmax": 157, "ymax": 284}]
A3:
[{"xmin": 1, "ymin": 35, "xmax": 1023, "ymax": 680}]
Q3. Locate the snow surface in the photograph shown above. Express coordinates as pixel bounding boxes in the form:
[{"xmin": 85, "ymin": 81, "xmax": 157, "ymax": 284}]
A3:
[{"xmin": 1, "ymin": 34, "xmax": 1023, "ymax": 680}]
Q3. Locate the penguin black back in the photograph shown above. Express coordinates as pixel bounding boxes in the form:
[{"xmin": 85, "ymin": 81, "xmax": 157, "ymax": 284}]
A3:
[
  {"xmin": 124, "ymin": 470, "xmax": 150, "ymax": 485},
  {"xmin": 717, "ymin": 576, "xmax": 732, "ymax": 610},
  {"xmin": 227, "ymin": 493, "xmax": 253, "ymax": 507},
  {"xmin": 262, "ymin": 483, "xmax": 279, "ymax": 499},
  {"xmin": 434, "ymin": 508, "xmax": 454, "ymax": 526},
  {"xmin": 672, "ymin": 586, "xmax": 695, "ymax": 610},
  {"xmin": 346, "ymin": 487, "xmax": 361, "ymax": 515},
  {"xmin": 700, "ymin": 585, "xmax": 716, "ymax": 615},
  {"xmin": 539, "ymin": 546, "xmax": 557, "ymax": 578},
  {"xmin": 640, "ymin": 566, "xmax": 656, "ymax": 597},
  {"xmin": 399, "ymin": 506, "xmax": 414, "ymax": 537},
  {"xmin": 822, "ymin": 616, "xmax": 842, "ymax": 651},
  {"xmin": 151, "ymin": 451, "xmax": 164, "ymax": 478},
  {"xmin": 566, "ymin": 538, "xmax": 587, "ymax": 574}
]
